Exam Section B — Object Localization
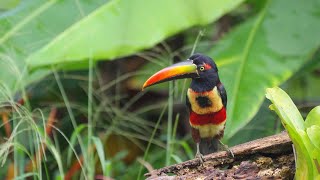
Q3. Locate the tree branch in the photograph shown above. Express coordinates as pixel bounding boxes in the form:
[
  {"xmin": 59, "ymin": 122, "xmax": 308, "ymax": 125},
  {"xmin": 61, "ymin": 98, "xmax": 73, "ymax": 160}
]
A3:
[{"xmin": 145, "ymin": 132, "xmax": 294, "ymax": 179}]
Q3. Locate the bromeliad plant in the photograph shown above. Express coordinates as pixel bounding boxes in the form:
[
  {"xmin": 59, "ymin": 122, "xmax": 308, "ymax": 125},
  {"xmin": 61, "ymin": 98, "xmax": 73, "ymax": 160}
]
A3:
[{"xmin": 266, "ymin": 87, "xmax": 320, "ymax": 179}]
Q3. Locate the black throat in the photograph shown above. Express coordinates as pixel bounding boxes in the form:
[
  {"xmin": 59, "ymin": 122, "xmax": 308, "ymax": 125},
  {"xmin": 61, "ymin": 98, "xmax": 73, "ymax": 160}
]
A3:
[
  {"xmin": 190, "ymin": 75, "xmax": 220, "ymax": 92},
  {"xmin": 195, "ymin": 96, "xmax": 212, "ymax": 108}
]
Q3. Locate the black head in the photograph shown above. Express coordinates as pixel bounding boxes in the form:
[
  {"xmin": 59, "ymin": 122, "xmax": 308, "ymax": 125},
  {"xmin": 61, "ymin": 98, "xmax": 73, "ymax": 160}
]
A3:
[
  {"xmin": 142, "ymin": 53, "xmax": 220, "ymax": 91},
  {"xmin": 188, "ymin": 53, "xmax": 220, "ymax": 91},
  {"xmin": 189, "ymin": 53, "xmax": 218, "ymax": 74}
]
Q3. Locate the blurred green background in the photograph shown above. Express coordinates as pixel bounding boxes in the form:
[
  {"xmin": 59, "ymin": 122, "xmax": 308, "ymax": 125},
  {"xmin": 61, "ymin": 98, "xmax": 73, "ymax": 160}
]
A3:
[{"xmin": 0, "ymin": 0, "xmax": 319, "ymax": 179}]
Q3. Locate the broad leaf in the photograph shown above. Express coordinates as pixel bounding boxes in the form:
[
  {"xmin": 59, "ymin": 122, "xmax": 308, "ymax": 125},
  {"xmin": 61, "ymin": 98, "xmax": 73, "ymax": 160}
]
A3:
[
  {"xmin": 266, "ymin": 87, "xmax": 304, "ymax": 131},
  {"xmin": 207, "ymin": 0, "xmax": 320, "ymax": 139},
  {"xmin": 306, "ymin": 125, "xmax": 320, "ymax": 150},
  {"xmin": 285, "ymin": 58, "xmax": 320, "ymax": 101},
  {"xmin": 266, "ymin": 87, "xmax": 320, "ymax": 179},
  {"xmin": 305, "ymin": 106, "xmax": 320, "ymax": 150},
  {"xmin": 0, "ymin": 0, "xmax": 107, "ymax": 100},
  {"xmin": 0, "ymin": 0, "xmax": 244, "ymax": 100},
  {"xmin": 0, "ymin": 0, "xmax": 20, "ymax": 11},
  {"xmin": 305, "ymin": 106, "xmax": 320, "ymax": 128},
  {"xmin": 26, "ymin": 0, "xmax": 245, "ymax": 68},
  {"xmin": 227, "ymin": 101, "xmax": 280, "ymax": 146}
]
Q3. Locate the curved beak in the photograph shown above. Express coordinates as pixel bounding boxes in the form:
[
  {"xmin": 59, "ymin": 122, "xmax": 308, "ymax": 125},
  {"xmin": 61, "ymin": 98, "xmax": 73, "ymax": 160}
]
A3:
[{"xmin": 142, "ymin": 60, "xmax": 198, "ymax": 90}]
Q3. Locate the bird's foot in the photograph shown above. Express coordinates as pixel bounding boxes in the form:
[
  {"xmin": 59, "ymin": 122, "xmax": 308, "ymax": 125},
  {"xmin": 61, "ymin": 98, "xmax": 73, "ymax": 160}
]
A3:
[
  {"xmin": 225, "ymin": 146, "xmax": 235, "ymax": 158},
  {"xmin": 219, "ymin": 140, "xmax": 234, "ymax": 158},
  {"xmin": 195, "ymin": 152, "xmax": 204, "ymax": 164}
]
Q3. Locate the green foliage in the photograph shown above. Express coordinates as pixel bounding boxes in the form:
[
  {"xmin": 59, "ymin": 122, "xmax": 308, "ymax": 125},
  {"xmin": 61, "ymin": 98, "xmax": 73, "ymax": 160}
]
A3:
[
  {"xmin": 266, "ymin": 87, "xmax": 320, "ymax": 179},
  {"xmin": 0, "ymin": 0, "xmax": 20, "ymax": 10},
  {"xmin": 0, "ymin": 0, "xmax": 244, "ymax": 100},
  {"xmin": 26, "ymin": 0, "xmax": 245, "ymax": 69},
  {"xmin": 0, "ymin": 0, "xmax": 106, "ymax": 99},
  {"xmin": 227, "ymin": 100, "xmax": 281, "ymax": 146},
  {"xmin": 1, "ymin": 0, "xmax": 320, "ymax": 179},
  {"xmin": 209, "ymin": 0, "xmax": 320, "ymax": 140},
  {"xmin": 285, "ymin": 56, "xmax": 320, "ymax": 101}
]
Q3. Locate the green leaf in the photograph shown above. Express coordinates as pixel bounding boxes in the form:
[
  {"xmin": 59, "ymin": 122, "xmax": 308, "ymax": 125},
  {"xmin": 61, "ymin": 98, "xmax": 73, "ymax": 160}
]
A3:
[
  {"xmin": 284, "ymin": 57, "xmax": 320, "ymax": 101},
  {"xmin": 227, "ymin": 100, "xmax": 280, "ymax": 146},
  {"xmin": 298, "ymin": 95, "xmax": 320, "ymax": 176},
  {"xmin": 266, "ymin": 87, "xmax": 320, "ymax": 179},
  {"xmin": 0, "ymin": 0, "xmax": 107, "ymax": 98},
  {"xmin": 92, "ymin": 136, "xmax": 106, "ymax": 176},
  {"xmin": 171, "ymin": 154, "xmax": 183, "ymax": 164},
  {"xmin": 67, "ymin": 124, "xmax": 87, "ymax": 166},
  {"xmin": 26, "ymin": 0, "xmax": 244, "ymax": 69},
  {"xmin": 306, "ymin": 125, "xmax": 320, "ymax": 150},
  {"xmin": 0, "ymin": 0, "xmax": 244, "ymax": 99},
  {"xmin": 266, "ymin": 87, "xmax": 304, "ymax": 131},
  {"xmin": 208, "ymin": 0, "xmax": 320, "ymax": 139},
  {"xmin": 0, "ymin": 0, "xmax": 20, "ymax": 10},
  {"xmin": 305, "ymin": 106, "xmax": 320, "ymax": 128}
]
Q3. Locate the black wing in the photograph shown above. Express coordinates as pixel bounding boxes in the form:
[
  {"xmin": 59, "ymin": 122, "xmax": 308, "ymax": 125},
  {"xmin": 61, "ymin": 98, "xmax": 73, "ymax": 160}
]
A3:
[{"xmin": 217, "ymin": 83, "xmax": 227, "ymax": 108}]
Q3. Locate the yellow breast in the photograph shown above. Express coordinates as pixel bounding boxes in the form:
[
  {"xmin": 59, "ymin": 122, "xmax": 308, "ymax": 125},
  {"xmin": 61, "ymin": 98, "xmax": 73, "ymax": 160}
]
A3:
[
  {"xmin": 192, "ymin": 123, "xmax": 226, "ymax": 138},
  {"xmin": 187, "ymin": 86, "xmax": 223, "ymax": 115}
]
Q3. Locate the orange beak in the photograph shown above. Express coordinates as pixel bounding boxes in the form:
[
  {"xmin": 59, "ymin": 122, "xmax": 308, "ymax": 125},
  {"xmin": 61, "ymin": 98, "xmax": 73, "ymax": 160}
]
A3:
[{"xmin": 142, "ymin": 60, "xmax": 198, "ymax": 90}]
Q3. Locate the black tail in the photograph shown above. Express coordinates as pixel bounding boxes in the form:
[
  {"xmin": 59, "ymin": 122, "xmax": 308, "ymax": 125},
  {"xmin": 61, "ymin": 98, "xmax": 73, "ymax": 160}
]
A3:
[{"xmin": 199, "ymin": 138, "xmax": 219, "ymax": 155}]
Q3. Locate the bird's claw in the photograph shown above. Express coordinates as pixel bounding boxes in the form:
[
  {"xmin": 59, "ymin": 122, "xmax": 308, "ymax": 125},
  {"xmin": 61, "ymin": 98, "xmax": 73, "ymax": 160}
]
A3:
[
  {"xmin": 219, "ymin": 140, "xmax": 234, "ymax": 158},
  {"xmin": 195, "ymin": 152, "xmax": 204, "ymax": 164},
  {"xmin": 225, "ymin": 146, "xmax": 234, "ymax": 158}
]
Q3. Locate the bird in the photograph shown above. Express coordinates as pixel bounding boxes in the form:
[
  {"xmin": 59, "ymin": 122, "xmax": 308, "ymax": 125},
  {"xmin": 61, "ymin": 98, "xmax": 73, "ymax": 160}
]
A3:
[{"xmin": 142, "ymin": 53, "xmax": 232, "ymax": 162}]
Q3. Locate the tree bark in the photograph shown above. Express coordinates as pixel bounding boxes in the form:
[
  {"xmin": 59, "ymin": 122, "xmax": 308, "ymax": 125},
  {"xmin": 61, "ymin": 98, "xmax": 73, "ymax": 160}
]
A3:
[{"xmin": 145, "ymin": 132, "xmax": 295, "ymax": 179}]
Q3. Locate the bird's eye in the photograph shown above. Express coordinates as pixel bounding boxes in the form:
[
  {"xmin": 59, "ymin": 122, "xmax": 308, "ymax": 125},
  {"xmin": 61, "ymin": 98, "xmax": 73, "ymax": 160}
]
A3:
[{"xmin": 199, "ymin": 66, "xmax": 205, "ymax": 71}]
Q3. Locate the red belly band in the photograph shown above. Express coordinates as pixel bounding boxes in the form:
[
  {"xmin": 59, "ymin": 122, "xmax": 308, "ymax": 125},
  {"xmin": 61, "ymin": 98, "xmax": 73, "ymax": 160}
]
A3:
[{"xmin": 190, "ymin": 108, "xmax": 226, "ymax": 125}]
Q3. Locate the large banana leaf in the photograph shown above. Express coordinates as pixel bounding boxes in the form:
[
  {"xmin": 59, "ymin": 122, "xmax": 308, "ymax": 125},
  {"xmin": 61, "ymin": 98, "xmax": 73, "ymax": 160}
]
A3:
[
  {"xmin": 208, "ymin": 0, "xmax": 320, "ymax": 139},
  {"xmin": 0, "ymin": 0, "xmax": 107, "ymax": 100},
  {"xmin": 0, "ymin": 0, "xmax": 244, "ymax": 100},
  {"xmin": 26, "ymin": 0, "xmax": 245, "ymax": 68}
]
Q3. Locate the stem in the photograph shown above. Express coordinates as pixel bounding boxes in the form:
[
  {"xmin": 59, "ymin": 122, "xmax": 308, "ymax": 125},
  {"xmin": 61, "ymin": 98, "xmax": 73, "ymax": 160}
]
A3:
[
  {"xmin": 87, "ymin": 58, "xmax": 94, "ymax": 178},
  {"xmin": 137, "ymin": 104, "xmax": 168, "ymax": 180},
  {"xmin": 53, "ymin": 68, "xmax": 86, "ymax": 177},
  {"xmin": 166, "ymin": 81, "xmax": 173, "ymax": 166}
]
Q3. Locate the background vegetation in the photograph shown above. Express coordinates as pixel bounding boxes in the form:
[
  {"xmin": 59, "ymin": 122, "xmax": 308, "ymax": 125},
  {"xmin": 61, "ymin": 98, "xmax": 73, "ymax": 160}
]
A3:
[{"xmin": 0, "ymin": 0, "xmax": 319, "ymax": 179}]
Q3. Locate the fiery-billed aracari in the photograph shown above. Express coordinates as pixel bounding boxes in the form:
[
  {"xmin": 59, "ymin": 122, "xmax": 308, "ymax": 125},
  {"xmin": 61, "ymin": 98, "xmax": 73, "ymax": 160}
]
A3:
[{"xmin": 142, "ymin": 53, "xmax": 232, "ymax": 161}]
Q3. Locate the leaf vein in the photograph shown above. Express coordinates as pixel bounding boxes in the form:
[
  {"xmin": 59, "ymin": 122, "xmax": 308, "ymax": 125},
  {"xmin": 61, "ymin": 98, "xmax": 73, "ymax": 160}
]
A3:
[{"xmin": 227, "ymin": 0, "xmax": 270, "ymax": 138}]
